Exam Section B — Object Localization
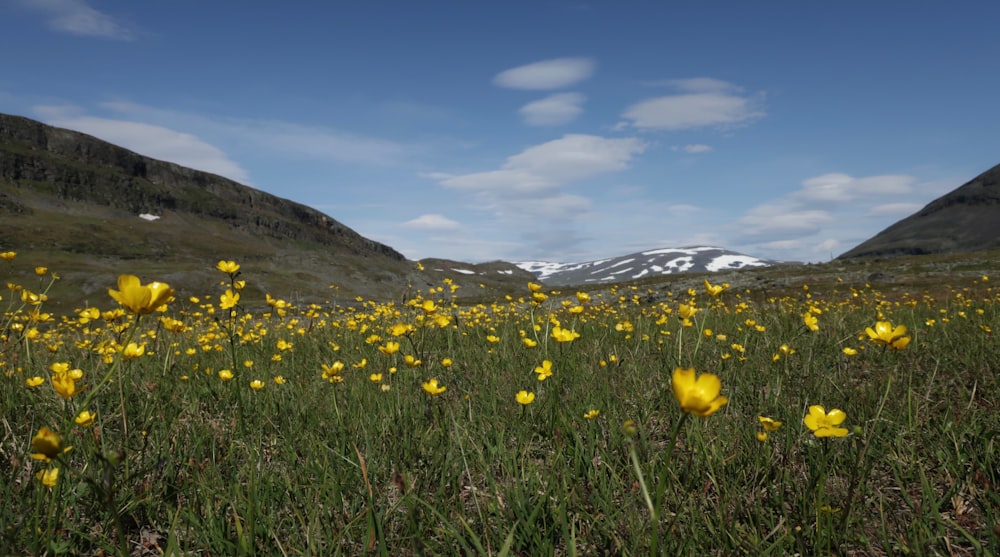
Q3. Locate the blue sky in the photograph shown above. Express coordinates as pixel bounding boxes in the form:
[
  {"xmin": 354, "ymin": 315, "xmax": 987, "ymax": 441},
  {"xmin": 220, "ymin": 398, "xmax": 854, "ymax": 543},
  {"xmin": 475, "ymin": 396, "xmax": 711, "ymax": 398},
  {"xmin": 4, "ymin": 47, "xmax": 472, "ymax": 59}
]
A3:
[{"xmin": 2, "ymin": 1, "xmax": 998, "ymax": 264}]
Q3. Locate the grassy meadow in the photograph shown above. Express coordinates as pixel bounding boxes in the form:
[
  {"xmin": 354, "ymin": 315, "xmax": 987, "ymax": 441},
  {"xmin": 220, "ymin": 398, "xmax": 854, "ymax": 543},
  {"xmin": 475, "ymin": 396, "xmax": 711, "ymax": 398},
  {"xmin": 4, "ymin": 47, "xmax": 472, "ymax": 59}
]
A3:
[{"xmin": 2, "ymin": 253, "xmax": 999, "ymax": 555}]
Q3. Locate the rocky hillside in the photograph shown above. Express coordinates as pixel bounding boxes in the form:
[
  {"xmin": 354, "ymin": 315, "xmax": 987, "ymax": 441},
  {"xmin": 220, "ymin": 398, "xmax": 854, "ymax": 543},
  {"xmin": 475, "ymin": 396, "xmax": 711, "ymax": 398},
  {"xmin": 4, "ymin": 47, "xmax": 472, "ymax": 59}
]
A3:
[
  {"xmin": 0, "ymin": 113, "xmax": 515, "ymax": 306},
  {"xmin": 838, "ymin": 162, "xmax": 1000, "ymax": 259}
]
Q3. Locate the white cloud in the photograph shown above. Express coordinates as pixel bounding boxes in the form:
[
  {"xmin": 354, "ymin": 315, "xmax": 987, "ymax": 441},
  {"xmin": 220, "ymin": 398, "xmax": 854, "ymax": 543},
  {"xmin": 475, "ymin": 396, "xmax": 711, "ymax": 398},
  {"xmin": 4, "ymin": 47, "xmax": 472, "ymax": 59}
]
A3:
[
  {"xmin": 673, "ymin": 144, "xmax": 713, "ymax": 154},
  {"xmin": 493, "ymin": 58, "xmax": 595, "ymax": 90},
  {"xmin": 401, "ymin": 214, "xmax": 461, "ymax": 231},
  {"xmin": 518, "ymin": 92, "xmax": 585, "ymax": 126},
  {"xmin": 866, "ymin": 202, "xmax": 921, "ymax": 217},
  {"xmin": 622, "ymin": 92, "xmax": 764, "ymax": 131},
  {"xmin": 33, "ymin": 105, "xmax": 250, "ymax": 182},
  {"xmin": 737, "ymin": 204, "xmax": 836, "ymax": 240},
  {"xmin": 796, "ymin": 173, "xmax": 915, "ymax": 204},
  {"xmin": 99, "ymin": 101, "xmax": 410, "ymax": 166},
  {"xmin": 441, "ymin": 134, "xmax": 646, "ymax": 195},
  {"xmin": 21, "ymin": 0, "xmax": 135, "ymax": 40}
]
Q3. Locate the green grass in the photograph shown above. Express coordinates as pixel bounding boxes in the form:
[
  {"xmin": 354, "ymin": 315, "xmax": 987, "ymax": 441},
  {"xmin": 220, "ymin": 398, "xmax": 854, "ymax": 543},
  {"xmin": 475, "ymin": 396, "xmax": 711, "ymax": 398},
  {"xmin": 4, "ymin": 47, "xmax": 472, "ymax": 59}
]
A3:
[{"xmin": 1, "ymin": 261, "xmax": 999, "ymax": 555}]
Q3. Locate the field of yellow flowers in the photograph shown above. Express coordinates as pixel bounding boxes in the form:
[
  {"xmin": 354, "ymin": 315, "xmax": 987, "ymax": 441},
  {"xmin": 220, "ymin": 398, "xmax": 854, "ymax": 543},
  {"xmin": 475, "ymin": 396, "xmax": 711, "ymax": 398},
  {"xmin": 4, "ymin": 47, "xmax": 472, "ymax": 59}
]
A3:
[{"xmin": 2, "ymin": 252, "xmax": 998, "ymax": 555}]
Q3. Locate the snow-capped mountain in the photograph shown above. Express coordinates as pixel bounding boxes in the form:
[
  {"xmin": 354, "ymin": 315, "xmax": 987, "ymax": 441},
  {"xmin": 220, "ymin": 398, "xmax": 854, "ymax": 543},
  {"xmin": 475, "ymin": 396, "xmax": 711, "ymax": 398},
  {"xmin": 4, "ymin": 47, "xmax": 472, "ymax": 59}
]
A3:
[{"xmin": 516, "ymin": 247, "xmax": 775, "ymax": 286}]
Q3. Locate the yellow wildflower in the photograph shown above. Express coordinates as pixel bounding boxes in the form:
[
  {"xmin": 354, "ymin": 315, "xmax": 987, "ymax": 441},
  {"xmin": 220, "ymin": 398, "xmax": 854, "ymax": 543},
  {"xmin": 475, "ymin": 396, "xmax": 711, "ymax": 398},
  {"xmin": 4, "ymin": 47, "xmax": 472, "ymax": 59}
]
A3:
[
  {"xmin": 803, "ymin": 405, "xmax": 849, "ymax": 438},
  {"xmin": 30, "ymin": 427, "xmax": 66, "ymax": 461},
  {"xmin": 865, "ymin": 320, "xmax": 910, "ymax": 350},
  {"xmin": 516, "ymin": 390, "xmax": 536, "ymax": 405},
  {"xmin": 216, "ymin": 260, "xmax": 241, "ymax": 274},
  {"xmin": 75, "ymin": 410, "xmax": 96, "ymax": 428},
  {"xmin": 672, "ymin": 367, "xmax": 728, "ymax": 417},
  {"xmin": 37, "ymin": 467, "xmax": 60, "ymax": 487},
  {"xmin": 108, "ymin": 275, "xmax": 174, "ymax": 314},
  {"xmin": 422, "ymin": 378, "xmax": 447, "ymax": 395}
]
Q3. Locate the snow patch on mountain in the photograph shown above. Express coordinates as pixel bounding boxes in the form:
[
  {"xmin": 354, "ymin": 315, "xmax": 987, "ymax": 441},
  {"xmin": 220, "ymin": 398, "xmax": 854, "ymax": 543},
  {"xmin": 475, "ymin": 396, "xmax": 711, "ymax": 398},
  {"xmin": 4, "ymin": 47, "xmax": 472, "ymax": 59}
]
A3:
[{"xmin": 515, "ymin": 246, "xmax": 774, "ymax": 286}]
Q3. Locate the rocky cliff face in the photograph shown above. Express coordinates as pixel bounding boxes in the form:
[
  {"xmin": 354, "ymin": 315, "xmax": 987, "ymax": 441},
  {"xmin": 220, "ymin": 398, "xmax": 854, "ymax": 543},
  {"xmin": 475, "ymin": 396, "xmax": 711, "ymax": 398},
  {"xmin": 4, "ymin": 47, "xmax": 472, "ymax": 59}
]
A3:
[
  {"xmin": 838, "ymin": 163, "xmax": 1000, "ymax": 259},
  {"xmin": 0, "ymin": 113, "xmax": 405, "ymax": 260}
]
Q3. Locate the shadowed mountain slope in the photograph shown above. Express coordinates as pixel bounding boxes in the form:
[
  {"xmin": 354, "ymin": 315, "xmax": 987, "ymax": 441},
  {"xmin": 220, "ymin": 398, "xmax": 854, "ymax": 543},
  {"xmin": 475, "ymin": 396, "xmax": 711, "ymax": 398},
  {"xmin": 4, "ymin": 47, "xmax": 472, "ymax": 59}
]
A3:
[{"xmin": 838, "ymin": 163, "xmax": 1000, "ymax": 259}]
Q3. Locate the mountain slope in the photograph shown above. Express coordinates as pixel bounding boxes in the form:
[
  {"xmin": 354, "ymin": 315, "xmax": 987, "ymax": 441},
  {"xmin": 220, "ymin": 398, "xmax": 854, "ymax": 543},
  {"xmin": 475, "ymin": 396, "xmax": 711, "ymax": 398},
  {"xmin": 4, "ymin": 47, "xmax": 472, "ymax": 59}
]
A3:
[
  {"xmin": 0, "ymin": 113, "xmax": 426, "ymax": 304},
  {"xmin": 517, "ymin": 246, "xmax": 774, "ymax": 286},
  {"xmin": 838, "ymin": 163, "xmax": 1000, "ymax": 259}
]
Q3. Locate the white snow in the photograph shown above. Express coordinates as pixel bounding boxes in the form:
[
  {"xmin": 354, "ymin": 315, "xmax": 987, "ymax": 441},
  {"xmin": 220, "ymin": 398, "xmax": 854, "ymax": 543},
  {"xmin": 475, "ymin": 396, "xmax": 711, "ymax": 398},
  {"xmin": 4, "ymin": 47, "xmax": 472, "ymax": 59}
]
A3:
[
  {"xmin": 705, "ymin": 255, "xmax": 765, "ymax": 272},
  {"xmin": 139, "ymin": 213, "xmax": 160, "ymax": 221},
  {"xmin": 451, "ymin": 268, "xmax": 476, "ymax": 275}
]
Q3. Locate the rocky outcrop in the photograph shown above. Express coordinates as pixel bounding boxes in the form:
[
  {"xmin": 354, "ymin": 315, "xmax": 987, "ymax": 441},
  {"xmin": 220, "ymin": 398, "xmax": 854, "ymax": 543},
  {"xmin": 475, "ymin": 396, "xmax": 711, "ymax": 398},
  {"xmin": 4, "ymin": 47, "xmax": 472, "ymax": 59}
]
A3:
[
  {"xmin": 0, "ymin": 113, "xmax": 405, "ymax": 260},
  {"xmin": 838, "ymin": 163, "xmax": 1000, "ymax": 259}
]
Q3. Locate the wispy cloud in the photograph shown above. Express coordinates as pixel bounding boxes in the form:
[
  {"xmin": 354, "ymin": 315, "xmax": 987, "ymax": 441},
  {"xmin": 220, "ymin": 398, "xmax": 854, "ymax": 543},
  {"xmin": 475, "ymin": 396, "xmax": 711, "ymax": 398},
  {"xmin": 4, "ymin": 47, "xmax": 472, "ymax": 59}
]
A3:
[
  {"xmin": 33, "ymin": 104, "xmax": 250, "ymax": 182},
  {"xmin": 493, "ymin": 58, "xmax": 595, "ymax": 90},
  {"xmin": 621, "ymin": 78, "xmax": 764, "ymax": 131},
  {"xmin": 400, "ymin": 214, "xmax": 462, "ymax": 232},
  {"xmin": 727, "ymin": 171, "xmax": 937, "ymax": 261},
  {"xmin": 435, "ymin": 134, "xmax": 645, "ymax": 258},
  {"xmin": 20, "ymin": 0, "xmax": 135, "ymax": 40},
  {"xmin": 99, "ymin": 101, "xmax": 412, "ymax": 166},
  {"xmin": 672, "ymin": 144, "xmax": 713, "ymax": 154},
  {"xmin": 519, "ymin": 92, "xmax": 585, "ymax": 126}
]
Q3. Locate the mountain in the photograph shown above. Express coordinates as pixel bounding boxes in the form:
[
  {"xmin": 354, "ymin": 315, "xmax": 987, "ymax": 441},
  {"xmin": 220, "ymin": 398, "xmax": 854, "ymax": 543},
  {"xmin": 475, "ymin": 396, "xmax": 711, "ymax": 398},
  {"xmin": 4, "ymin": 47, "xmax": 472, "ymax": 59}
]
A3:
[
  {"xmin": 516, "ymin": 246, "xmax": 775, "ymax": 286},
  {"xmin": 0, "ymin": 113, "xmax": 519, "ymax": 305},
  {"xmin": 838, "ymin": 163, "xmax": 1000, "ymax": 259}
]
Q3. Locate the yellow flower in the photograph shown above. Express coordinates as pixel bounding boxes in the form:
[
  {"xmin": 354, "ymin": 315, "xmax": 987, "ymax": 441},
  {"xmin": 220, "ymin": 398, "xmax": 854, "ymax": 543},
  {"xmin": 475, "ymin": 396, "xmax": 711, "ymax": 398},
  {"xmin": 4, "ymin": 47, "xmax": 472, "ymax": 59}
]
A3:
[
  {"xmin": 516, "ymin": 390, "xmax": 536, "ymax": 405},
  {"xmin": 36, "ymin": 467, "xmax": 59, "ymax": 488},
  {"xmin": 583, "ymin": 409, "xmax": 600, "ymax": 420},
  {"xmin": 250, "ymin": 380, "xmax": 265, "ymax": 391},
  {"xmin": 756, "ymin": 431, "xmax": 769, "ymax": 442},
  {"xmin": 378, "ymin": 341, "xmax": 400, "ymax": 355},
  {"xmin": 30, "ymin": 427, "xmax": 65, "ymax": 461},
  {"xmin": 390, "ymin": 323, "xmax": 415, "ymax": 336},
  {"xmin": 704, "ymin": 279, "xmax": 726, "ymax": 297},
  {"xmin": 218, "ymin": 369, "xmax": 234, "ymax": 381},
  {"xmin": 422, "ymin": 378, "xmax": 447, "ymax": 395},
  {"xmin": 758, "ymin": 416, "xmax": 782, "ymax": 431},
  {"xmin": 534, "ymin": 360, "xmax": 553, "ymax": 381},
  {"xmin": 26, "ymin": 376, "xmax": 45, "ymax": 387},
  {"xmin": 122, "ymin": 342, "xmax": 145, "ymax": 359},
  {"xmin": 803, "ymin": 312, "xmax": 819, "ymax": 332},
  {"xmin": 404, "ymin": 355, "xmax": 422, "ymax": 367},
  {"xmin": 522, "ymin": 338, "xmax": 537, "ymax": 348},
  {"xmin": 677, "ymin": 303, "xmax": 698, "ymax": 320},
  {"xmin": 420, "ymin": 300, "xmax": 438, "ymax": 315},
  {"xmin": 527, "ymin": 282, "xmax": 543, "ymax": 293},
  {"xmin": 865, "ymin": 320, "xmax": 910, "ymax": 350},
  {"xmin": 108, "ymin": 275, "xmax": 174, "ymax": 314},
  {"xmin": 216, "ymin": 260, "xmax": 241, "ymax": 274},
  {"xmin": 75, "ymin": 410, "xmax": 96, "ymax": 427},
  {"xmin": 219, "ymin": 289, "xmax": 240, "ymax": 310},
  {"xmin": 321, "ymin": 362, "xmax": 344, "ymax": 379},
  {"xmin": 273, "ymin": 376, "xmax": 286, "ymax": 385},
  {"xmin": 34, "ymin": 266, "xmax": 48, "ymax": 276},
  {"xmin": 551, "ymin": 326, "xmax": 580, "ymax": 343},
  {"xmin": 485, "ymin": 335, "xmax": 500, "ymax": 344},
  {"xmin": 441, "ymin": 358, "xmax": 453, "ymax": 368},
  {"xmin": 0, "ymin": 251, "xmax": 15, "ymax": 261},
  {"xmin": 576, "ymin": 291, "xmax": 591, "ymax": 304},
  {"xmin": 369, "ymin": 373, "xmax": 383, "ymax": 383},
  {"xmin": 51, "ymin": 372, "xmax": 77, "ymax": 399},
  {"xmin": 671, "ymin": 367, "xmax": 728, "ymax": 417},
  {"xmin": 842, "ymin": 347, "xmax": 858, "ymax": 356},
  {"xmin": 803, "ymin": 405, "xmax": 849, "ymax": 438}
]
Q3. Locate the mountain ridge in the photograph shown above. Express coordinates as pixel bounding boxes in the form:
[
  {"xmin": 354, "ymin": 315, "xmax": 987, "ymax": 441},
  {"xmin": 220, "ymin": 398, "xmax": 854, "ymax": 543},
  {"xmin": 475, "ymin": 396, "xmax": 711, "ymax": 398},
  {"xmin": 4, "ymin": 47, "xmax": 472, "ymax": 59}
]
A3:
[
  {"xmin": 516, "ymin": 246, "xmax": 776, "ymax": 286},
  {"xmin": 838, "ymin": 162, "xmax": 1000, "ymax": 259}
]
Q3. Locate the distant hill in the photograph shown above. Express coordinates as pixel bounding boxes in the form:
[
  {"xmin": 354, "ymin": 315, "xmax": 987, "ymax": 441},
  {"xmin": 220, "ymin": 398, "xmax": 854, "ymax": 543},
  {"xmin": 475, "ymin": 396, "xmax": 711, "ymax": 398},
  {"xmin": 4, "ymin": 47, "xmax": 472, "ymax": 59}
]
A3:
[
  {"xmin": 838, "ymin": 163, "xmax": 1000, "ymax": 259},
  {"xmin": 516, "ymin": 246, "xmax": 775, "ymax": 286},
  {"xmin": 0, "ymin": 113, "xmax": 523, "ymax": 305}
]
